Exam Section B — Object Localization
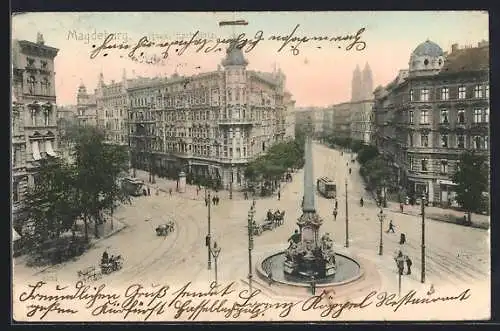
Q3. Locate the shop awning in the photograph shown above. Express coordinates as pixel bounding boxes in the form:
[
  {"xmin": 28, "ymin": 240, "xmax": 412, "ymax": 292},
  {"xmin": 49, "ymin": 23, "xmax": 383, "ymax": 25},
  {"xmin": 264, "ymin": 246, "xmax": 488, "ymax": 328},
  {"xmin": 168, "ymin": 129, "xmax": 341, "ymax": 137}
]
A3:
[
  {"xmin": 13, "ymin": 228, "xmax": 21, "ymax": 241},
  {"xmin": 32, "ymin": 141, "xmax": 41, "ymax": 160},
  {"xmin": 437, "ymin": 179, "xmax": 457, "ymax": 186},
  {"xmin": 45, "ymin": 140, "xmax": 57, "ymax": 157}
]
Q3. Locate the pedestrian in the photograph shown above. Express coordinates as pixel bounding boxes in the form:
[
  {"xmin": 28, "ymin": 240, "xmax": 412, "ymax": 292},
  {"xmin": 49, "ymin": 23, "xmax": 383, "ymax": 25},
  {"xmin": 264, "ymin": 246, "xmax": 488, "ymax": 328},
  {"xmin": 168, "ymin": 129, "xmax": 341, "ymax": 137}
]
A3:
[
  {"xmin": 244, "ymin": 191, "xmax": 248, "ymax": 200},
  {"xmin": 216, "ymin": 196, "xmax": 220, "ymax": 205},
  {"xmin": 335, "ymin": 199, "xmax": 338, "ymax": 210},
  {"xmin": 405, "ymin": 256, "xmax": 412, "ymax": 275},
  {"xmin": 212, "ymin": 196, "xmax": 216, "ymax": 205},
  {"xmin": 387, "ymin": 220, "xmax": 396, "ymax": 233},
  {"xmin": 399, "ymin": 233, "xmax": 406, "ymax": 245},
  {"xmin": 147, "ymin": 187, "xmax": 151, "ymax": 196},
  {"xmin": 278, "ymin": 191, "xmax": 281, "ymax": 200},
  {"xmin": 349, "ymin": 168, "xmax": 352, "ymax": 174},
  {"xmin": 169, "ymin": 188, "xmax": 172, "ymax": 195},
  {"xmin": 359, "ymin": 197, "xmax": 364, "ymax": 207},
  {"xmin": 333, "ymin": 208, "xmax": 338, "ymax": 221},
  {"xmin": 400, "ymin": 202, "xmax": 404, "ymax": 213},
  {"xmin": 143, "ymin": 188, "xmax": 147, "ymax": 196},
  {"xmin": 205, "ymin": 198, "xmax": 209, "ymax": 207}
]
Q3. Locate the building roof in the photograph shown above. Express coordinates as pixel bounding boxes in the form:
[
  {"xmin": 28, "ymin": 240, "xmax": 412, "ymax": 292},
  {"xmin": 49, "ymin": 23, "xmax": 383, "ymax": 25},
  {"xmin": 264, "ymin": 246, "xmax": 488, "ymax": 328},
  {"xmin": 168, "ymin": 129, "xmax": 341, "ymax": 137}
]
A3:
[
  {"xmin": 440, "ymin": 45, "xmax": 489, "ymax": 74},
  {"xmin": 221, "ymin": 45, "xmax": 248, "ymax": 66},
  {"xmin": 412, "ymin": 40, "xmax": 444, "ymax": 57}
]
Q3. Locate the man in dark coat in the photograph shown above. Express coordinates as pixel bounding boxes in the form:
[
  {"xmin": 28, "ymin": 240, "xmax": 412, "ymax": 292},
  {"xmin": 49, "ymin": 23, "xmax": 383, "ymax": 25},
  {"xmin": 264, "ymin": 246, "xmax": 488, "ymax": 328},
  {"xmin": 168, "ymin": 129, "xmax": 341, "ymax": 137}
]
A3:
[{"xmin": 405, "ymin": 256, "xmax": 412, "ymax": 275}]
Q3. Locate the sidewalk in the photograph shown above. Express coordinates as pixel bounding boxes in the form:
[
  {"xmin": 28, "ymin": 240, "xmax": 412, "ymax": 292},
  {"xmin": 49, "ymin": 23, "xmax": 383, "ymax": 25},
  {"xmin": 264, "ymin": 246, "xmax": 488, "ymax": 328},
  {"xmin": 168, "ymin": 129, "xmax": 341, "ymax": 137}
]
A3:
[
  {"xmin": 385, "ymin": 201, "xmax": 489, "ymax": 230},
  {"xmin": 134, "ymin": 169, "xmax": 294, "ymax": 202}
]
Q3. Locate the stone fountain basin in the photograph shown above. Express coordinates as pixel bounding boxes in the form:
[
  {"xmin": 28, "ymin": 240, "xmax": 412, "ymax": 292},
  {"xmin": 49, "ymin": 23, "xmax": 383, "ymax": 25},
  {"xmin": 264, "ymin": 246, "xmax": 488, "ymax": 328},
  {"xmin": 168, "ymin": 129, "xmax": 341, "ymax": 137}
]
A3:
[{"xmin": 257, "ymin": 250, "xmax": 364, "ymax": 288}]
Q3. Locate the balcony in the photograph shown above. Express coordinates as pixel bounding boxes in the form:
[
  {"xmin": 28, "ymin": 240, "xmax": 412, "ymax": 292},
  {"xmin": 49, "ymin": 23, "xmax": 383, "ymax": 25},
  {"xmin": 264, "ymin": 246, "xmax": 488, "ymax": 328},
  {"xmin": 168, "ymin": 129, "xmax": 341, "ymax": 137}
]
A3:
[{"xmin": 218, "ymin": 118, "xmax": 254, "ymax": 125}]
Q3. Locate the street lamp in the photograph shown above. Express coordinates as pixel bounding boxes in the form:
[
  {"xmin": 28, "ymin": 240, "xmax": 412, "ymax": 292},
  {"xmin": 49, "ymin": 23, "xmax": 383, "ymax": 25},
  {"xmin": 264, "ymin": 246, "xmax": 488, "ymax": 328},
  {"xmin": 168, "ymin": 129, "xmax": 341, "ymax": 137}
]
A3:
[
  {"xmin": 395, "ymin": 253, "xmax": 405, "ymax": 297},
  {"xmin": 378, "ymin": 208, "xmax": 385, "ymax": 255},
  {"xmin": 205, "ymin": 189, "xmax": 212, "ymax": 270},
  {"xmin": 210, "ymin": 241, "xmax": 222, "ymax": 285},
  {"xmin": 247, "ymin": 205, "xmax": 255, "ymax": 291},
  {"xmin": 345, "ymin": 178, "xmax": 349, "ymax": 248},
  {"xmin": 421, "ymin": 192, "xmax": 426, "ymax": 283},
  {"xmin": 229, "ymin": 165, "xmax": 234, "ymax": 200}
]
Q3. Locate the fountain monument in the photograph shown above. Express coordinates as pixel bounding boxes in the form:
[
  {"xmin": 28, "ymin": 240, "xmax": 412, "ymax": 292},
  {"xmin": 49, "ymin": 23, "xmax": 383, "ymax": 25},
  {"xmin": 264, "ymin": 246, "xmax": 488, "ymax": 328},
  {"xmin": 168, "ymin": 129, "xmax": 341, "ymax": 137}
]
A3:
[{"xmin": 283, "ymin": 133, "xmax": 336, "ymax": 278}]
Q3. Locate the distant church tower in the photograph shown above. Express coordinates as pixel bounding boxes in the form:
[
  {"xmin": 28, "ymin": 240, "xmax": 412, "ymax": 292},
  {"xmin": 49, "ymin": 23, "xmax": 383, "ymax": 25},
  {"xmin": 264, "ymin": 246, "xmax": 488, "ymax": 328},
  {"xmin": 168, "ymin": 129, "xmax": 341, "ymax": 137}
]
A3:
[
  {"xmin": 362, "ymin": 63, "xmax": 373, "ymax": 100},
  {"xmin": 351, "ymin": 65, "xmax": 362, "ymax": 102},
  {"xmin": 351, "ymin": 63, "xmax": 374, "ymax": 101}
]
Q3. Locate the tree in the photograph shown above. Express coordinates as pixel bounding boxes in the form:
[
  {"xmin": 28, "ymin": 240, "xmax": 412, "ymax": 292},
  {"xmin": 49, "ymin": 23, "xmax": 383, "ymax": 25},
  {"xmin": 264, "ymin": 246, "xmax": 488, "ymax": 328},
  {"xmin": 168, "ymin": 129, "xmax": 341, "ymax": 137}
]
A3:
[
  {"xmin": 452, "ymin": 151, "xmax": 489, "ymax": 220},
  {"xmin": 357, "ymin": 145, "xmax": 379, "ymax": 165},
  {"xmin": 363, "ymin": 155, "xmax": 392, "ymax": 193},
  {"xmin": 23, "ymin": 157, "xmax": 80, "ymax": 252},
  {"xmin": 62, "ymin": 124, "xmax": 130, "ymax": 241}
]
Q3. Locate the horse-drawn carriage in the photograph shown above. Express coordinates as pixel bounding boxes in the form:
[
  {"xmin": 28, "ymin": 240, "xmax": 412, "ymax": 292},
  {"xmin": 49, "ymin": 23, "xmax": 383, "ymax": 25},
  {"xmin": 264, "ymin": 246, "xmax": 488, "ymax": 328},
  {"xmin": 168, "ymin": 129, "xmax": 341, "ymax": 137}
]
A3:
[
  {"xmin": 77, "ymin": 251, "xmax": 123, "ymax": 282},
  {"xmin": 77, "ymin": 266, "xmax": 102, "ymax": 282},
  {"xmin": 101, "ymin": 255, "xmax": 123, "ymax": 275},
  {"xmin": 156, "ymin": 221, "xmax": 175, "ymax": 236},
  {"xmin": 250, "ymin": 210, "xmax": 286, "ymax": 236}
]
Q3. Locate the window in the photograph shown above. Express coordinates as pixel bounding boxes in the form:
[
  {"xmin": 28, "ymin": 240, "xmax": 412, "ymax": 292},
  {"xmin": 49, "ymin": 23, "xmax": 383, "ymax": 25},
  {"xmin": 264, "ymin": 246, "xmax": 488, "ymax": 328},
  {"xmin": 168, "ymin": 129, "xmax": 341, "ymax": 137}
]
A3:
[
  {"xmin": 420, "ymin": 110, "xmax": 429, "ymax": 124},
  {"xmin": 474, "ymin": 85, "xmax": 482, "ymax": 98},
  {"xmin": 409, "ymin": 89, "xmax": 414, "ymax": 102},
  {"xmin": 228, "ymin": 89, "xmax": 232, "ymax": 101},
  {"xmin": 44, "ymin": 110, "xmax": 50, "ymax": 126},
  {"xmin": 440, "ymin": 109, "xmax": 449, "ymax": 123},
  {"xmin": 484, "ymin": 136, "xmax": 488, "ymax": 150},
  {"xmin": 408, "ymin": 133, "xmax": 413, "ymax": 147},
  {"xmin": 421, "ymin": 159, "xmax": 428, "ymax": 171},
  {"xmin": 41, "ymin": 78, "xmax": 50, "ymax": 95},
  {"xmin": 473, "ymin": 136, "xmax": 481, "ymax": 150},
  {"xmin": 420, "ymin": 88, "xmax": 429, "ymax": 102},
  {"xmin": 457, "ymin": 109, "xmax": 465, "ymax": 124},
  {"xmin": 441, "ymin": 87, "xmax": 449, "ymax": 101},
  {"xmin": 31, "ymin": 110, "xmax": 37, "ymax": 126},
  {"xmin": 420, "ymin": 133, "xmax": 429, "ymax": 147},
  {"xmin": 409, "ymin": 110, "xmax": 414, "ymax": 124},
  {"xmin": 441, "ymin": 134, "xmax": 448, "ymax": 148},
  {"xmin": 408, "ymin": 156, "xmax": 414, "ymax": 170},
  {"xmin": 484, "ymin": 108, "xmax": 489, "ymax": 123},
  {"xmin": 13, "ymin": 181, "xmax": 19, "ymax": 202},
  {"xmin": 457, "ymin": 135, "xmax": 465, "ymax": 148},
  {"xmin": 458, "ymin": 86, "xmax": 466, "ymax": 99},
  {"xmin": 440, "ymin": 160, "xmax": 448, "ymax": 174},
  {"xmin": 485, "ymin": 85, "xmax": 489, "ymax": 98},
  {"xmin": 473, "ymin": 108, "xmax": 482, "ymax": 123},
  {"xmin": 41, "ymin": 61, "xmax": 47, "ymax": 69},
  {"xmin": 28, "ymin": 76, "xmax": 36, "ymax": 94}
]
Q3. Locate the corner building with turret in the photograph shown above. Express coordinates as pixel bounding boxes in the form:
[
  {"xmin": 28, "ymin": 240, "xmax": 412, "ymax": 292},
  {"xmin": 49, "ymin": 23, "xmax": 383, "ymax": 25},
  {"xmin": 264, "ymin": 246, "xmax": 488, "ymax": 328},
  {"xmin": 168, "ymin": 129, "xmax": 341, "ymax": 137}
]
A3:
[
  {"xmin": 372, "ymin": 40, "xmax": 489, "ymax": 207},
  {"xmin": 127, "ymin": 45, "xmax": 295, "ymax": 189}
]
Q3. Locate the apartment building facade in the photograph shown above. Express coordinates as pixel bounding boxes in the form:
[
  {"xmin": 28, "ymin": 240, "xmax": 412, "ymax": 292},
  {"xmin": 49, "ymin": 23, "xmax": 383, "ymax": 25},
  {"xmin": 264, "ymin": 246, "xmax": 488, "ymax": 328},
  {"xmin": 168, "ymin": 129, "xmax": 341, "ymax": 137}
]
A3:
[
  {"xmin": 373, "ymin": 40, "xmax": 489, "ymax": 206},
  {"xmin": 12, "ymin": 33, "xmax": 59, "ymax": 223},
  {"xmin": 127, "ymin": 46, "xmax": 292, "ymax": 188}
]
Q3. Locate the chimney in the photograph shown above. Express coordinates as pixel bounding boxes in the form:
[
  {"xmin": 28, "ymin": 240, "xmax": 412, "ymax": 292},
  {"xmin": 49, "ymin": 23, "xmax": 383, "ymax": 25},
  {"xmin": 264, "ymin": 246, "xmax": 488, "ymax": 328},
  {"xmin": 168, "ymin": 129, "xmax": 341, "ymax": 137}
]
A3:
[
  {"xmin": 36, "ymin": 32, "xmax": 45, "ymax": 45},
  {"xmin": 451, "ymin": 43, "xmax": 459, "ymax": 53},
  {"xmin": 478, "ymin": 40, "xmax": 488, "ymax": 48}
]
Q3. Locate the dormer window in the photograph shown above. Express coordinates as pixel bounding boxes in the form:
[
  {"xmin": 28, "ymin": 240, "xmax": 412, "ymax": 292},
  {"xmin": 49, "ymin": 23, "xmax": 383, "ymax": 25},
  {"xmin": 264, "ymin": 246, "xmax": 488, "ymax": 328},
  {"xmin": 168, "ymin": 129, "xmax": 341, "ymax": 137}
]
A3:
[
  {"xmin": 438, "ymin": 59, "xmax": 443, "ymax": 66},
  {"xmin": 424, "ymin": 59, "xmax": 429, "ymax": 66}
]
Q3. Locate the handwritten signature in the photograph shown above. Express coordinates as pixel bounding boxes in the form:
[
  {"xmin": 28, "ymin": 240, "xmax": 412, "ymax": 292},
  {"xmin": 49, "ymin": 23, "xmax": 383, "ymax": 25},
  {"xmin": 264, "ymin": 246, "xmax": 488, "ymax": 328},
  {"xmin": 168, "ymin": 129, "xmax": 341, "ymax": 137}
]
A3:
[
  {"xmin": 89, "ymin": 24, "xmax": 367, "ymax": 61},
  {"xmin": 16, "ymin": 280, "xmax": 472, "ymax": 321}
]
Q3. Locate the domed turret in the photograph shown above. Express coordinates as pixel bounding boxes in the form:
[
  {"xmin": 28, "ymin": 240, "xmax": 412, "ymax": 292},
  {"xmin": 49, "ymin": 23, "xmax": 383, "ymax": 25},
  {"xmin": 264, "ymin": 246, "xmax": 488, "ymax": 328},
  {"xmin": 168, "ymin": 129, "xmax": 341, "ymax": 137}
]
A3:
[
  {"xmin": 409, "ymin": 40, "xmax": 445, "ymax": 76},
  {"xmin": 221, "ymin": 43, "xmax": 248, "ymax": 67}
]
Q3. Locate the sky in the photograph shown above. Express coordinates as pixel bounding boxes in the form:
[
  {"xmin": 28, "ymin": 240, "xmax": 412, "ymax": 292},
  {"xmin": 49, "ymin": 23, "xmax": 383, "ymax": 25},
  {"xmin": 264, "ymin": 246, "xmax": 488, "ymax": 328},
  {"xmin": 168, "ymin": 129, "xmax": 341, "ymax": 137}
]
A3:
[{"xmin": 12, "ymin": 11, "xmax": 489, "ymax": 107}]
